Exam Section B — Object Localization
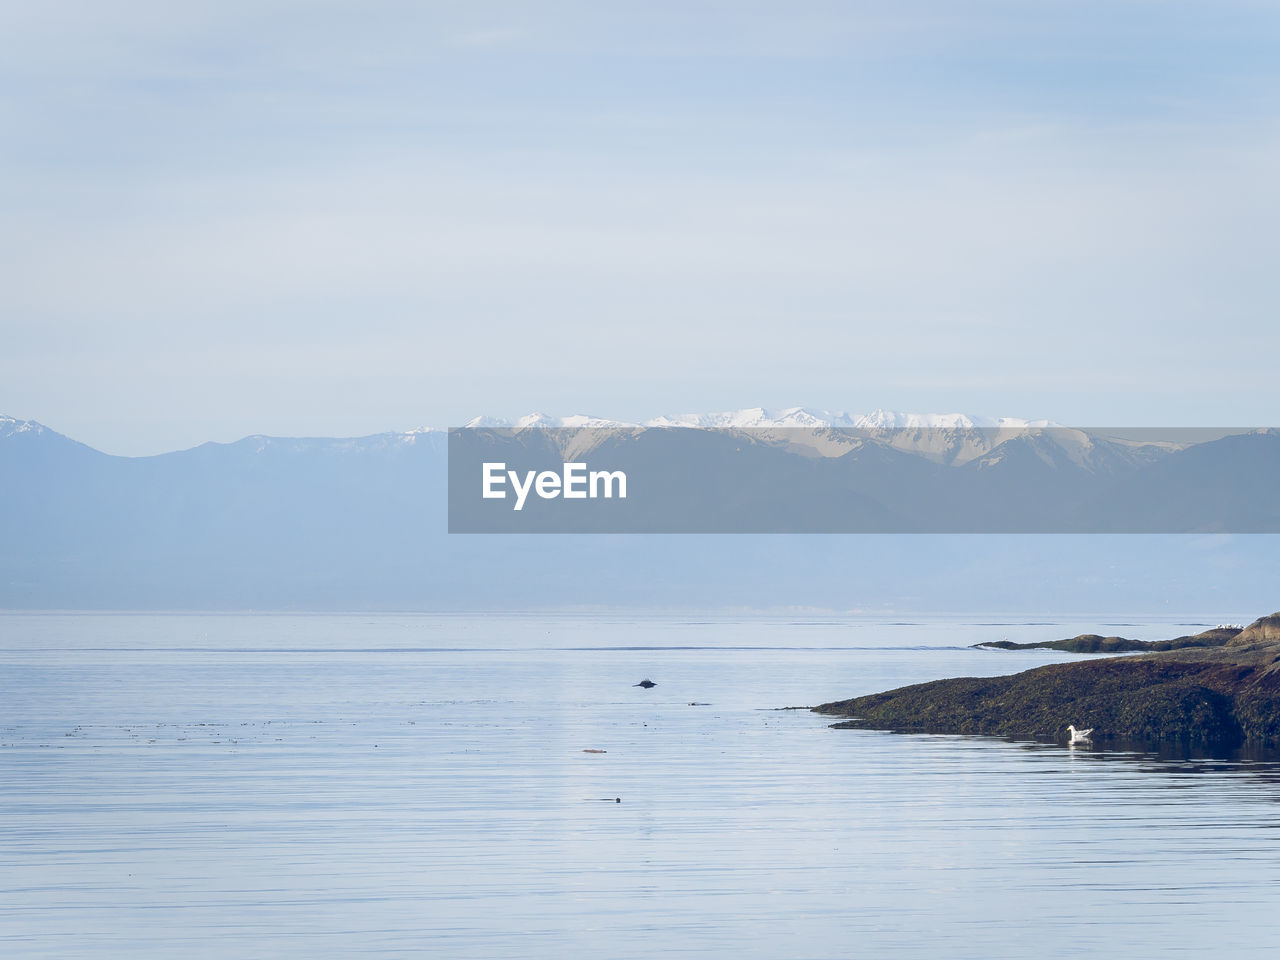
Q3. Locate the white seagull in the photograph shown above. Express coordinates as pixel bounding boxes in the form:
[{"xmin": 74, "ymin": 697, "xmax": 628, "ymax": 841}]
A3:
[{"xmin": 1067, "ymin": 724, "xmax": 1093, "ymax": 744}]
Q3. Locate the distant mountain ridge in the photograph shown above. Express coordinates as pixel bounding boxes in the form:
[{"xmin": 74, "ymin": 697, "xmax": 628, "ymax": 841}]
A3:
[
  {"xmin": 0, "ymin": 407, "xmax": 1142, "ymax": 469},
  {"xmin": 461, "ymin": 407, "xmax": 1069, "ymax": 466},
  {"xmin": 463, "ymin": 405, "xmax": 1050, "ymax": 431},
  {"xmin": 0, "ymin": 407, "xmax": 1241, "ymax": 465},
  {"xmin": 457, "ymin": 406, "xmax": 1245, "ymax": 474},
  {"xmin": 1, "ymin": 410, "xmax": 1271, "ymax": 485},
  {"xmin": 3, "ymin": 411, "xmax": 1279, "ymax": 609}
]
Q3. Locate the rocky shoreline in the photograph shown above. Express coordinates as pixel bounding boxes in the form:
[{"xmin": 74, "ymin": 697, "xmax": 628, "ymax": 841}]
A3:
[{"xmin": 814, "ymin": 613, "xmax": 1280, "ymax": 746}]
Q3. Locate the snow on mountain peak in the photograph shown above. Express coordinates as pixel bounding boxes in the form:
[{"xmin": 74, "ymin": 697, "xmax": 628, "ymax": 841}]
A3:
[
  {"xmin": 464, "ymin": 412, "xmax": 637, "ymax": 430},
  {"xmin": 462, "ymin": 407, "xmax": 1050, "ymax": 435},
  {"xmin": 850, "ymin": 409, "xmax": 1052, "ymax": 432},
  {"xmin": 644, "ymin": 407, "xmax": 854, "ymax": 429},
  {"xmin": 0, "ymin": 415, "xmax": 47, "ymax": 439},
  {"xmin": 456, "ymin": 407, "xmax": 1062, "ymax": 463}
]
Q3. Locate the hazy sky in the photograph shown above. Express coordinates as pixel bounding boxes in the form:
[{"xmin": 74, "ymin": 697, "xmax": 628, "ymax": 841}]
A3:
[{"xmin": 4, "ymin": 1, "xmax": 1279, "ymax": 455}]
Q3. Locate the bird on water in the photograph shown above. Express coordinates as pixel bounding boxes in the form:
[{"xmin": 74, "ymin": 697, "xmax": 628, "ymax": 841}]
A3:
[
  {"xmin": 634, "ymin": 679, "xmax": 656, "ymax": 688},
  {"xmin": 1067, "ymin": 724, "xmax": 1093, "ymax": 744}
]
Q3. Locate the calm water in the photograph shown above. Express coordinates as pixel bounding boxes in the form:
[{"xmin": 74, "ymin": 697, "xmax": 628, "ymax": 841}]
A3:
[{"xmin": 2, "ymin": 612, "xmax": 1279, "ymax": 958}]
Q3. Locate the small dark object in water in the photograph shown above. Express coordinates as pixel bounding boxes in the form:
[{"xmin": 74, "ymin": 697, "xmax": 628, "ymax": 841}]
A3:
[{"xmin": 635, "ymin": 679, "xmax": 656, "ymax": 688}]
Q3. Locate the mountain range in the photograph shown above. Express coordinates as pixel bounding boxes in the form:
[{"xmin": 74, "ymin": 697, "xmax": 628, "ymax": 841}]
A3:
[
  {"xmin": 464, "ymin": 407, "xmax": 1057, "ymax": 465},
  {"xmin": 2, "ymin": 411, "xmax": 1278, "ymax": 612}
]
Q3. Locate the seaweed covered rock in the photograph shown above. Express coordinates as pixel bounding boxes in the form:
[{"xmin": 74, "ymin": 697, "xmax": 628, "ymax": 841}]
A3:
[
  {"xmin": 977, "ymin": 634, "xmax": 1148, "ymax": 653},
  {"xmin": 815, "ymin": 657, "xmax": 1280, "ymax": 746},
  {"xmin": 974, "ymin": 627, "xmax": 1240, "ymax": 653}
]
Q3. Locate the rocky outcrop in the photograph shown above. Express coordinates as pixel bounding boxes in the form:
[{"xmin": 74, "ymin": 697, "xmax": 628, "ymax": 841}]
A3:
[
  {"xmin": 1230, "ymin": 613, "xmax": 1280, "ymax": 646},
  {"xmin": 974, "ymin": 627, "xmax": 1240, "ymax": 653},
  {"xmin": 816, "ymin": 612, "xmax": 1280, "ymax": 746}
]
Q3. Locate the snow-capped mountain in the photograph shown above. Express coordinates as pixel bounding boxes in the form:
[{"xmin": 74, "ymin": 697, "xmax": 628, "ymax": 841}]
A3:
[
  {"xmin": 645, "ymin": 407, "xmax": 853, "ymax": 429},
  {"xmin": 463, "ymin": 412, "xmax": 628, "ymax": 430},
  {"xmin": 461, "ymin": 407, "xmax": 1061, "ymax": 464},
  {"xmin": 0, "ymin": 409, "xmax": 1196, "ymax": 471},
  {"xmin": 465, "ymin": 406, "xmax": 1050, "ymax": 432},
  {"xmin": 0, "ymin": 414, "xmax": 51, "ymax": 439}
]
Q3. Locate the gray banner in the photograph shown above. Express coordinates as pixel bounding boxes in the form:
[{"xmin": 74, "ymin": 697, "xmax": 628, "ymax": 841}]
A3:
[{"xmin": 448, "ymin": 426, "xmax": 1280, "ymax": 533}]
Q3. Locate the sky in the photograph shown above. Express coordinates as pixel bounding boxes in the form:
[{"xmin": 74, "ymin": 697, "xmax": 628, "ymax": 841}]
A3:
[{"xmin": 3, "ymin": 1, "xmax": 1280, "ymax": 456}]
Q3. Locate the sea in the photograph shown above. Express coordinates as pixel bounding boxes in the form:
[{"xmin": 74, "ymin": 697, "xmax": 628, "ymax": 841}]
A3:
[{"xmin": 2, "ymin": 612, "xmax": 1279, "ymax": 959}]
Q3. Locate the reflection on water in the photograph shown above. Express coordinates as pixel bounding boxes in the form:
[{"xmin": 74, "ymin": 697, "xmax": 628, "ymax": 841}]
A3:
[
  {"xmin": 1054, "ymin": 737, "xmax": 1280, "ymax": 769},
  {"xmin": 2, "ymin": 613, "xmax": 1280, "ymax": 959},
  {"xmin": 878, "ymin": 730, "xmax": 1280, "ymax": 770}
]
